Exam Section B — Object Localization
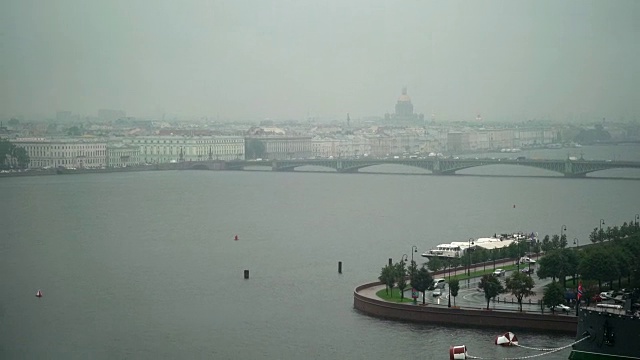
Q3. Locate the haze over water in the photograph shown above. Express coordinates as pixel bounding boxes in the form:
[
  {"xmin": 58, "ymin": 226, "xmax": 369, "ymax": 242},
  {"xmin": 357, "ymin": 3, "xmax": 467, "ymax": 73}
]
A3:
[{"xmin": 1, "ymin": 145, "xmax": 639, "ymax": 359}]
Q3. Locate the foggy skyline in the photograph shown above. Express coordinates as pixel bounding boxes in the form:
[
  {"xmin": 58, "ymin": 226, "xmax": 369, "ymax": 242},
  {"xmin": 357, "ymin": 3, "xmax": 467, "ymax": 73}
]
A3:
[{"xmin": 1, "ymin": 0, "xmax": 639, "ymax": 122}]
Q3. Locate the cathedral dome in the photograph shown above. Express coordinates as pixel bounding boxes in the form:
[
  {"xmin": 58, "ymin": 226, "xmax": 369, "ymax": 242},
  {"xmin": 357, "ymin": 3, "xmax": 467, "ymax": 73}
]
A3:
[
  {"xmin": 397, "ymin": 87, "xmax": 411, "ymax": 103},
  {"xmin": 398, "ymin": 94, "xmax": 411, "ymax": 102}
]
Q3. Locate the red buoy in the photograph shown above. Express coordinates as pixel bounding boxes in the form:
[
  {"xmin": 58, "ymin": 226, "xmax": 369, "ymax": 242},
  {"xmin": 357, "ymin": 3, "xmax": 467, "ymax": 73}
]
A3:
[
  {"xmin": 35, "ymin": 290, "xmax": 43, "ymax": 298},
  {"xmin": 234, "ymin": 235, "xmax": 239, "ymax": 241},
  {"xmin": 495, "ymin": 332, "xmax": 518, "ymax": 346},
  {"xmin": 449, "ymin": 345, "xmax": 467, "ymax": 359}
]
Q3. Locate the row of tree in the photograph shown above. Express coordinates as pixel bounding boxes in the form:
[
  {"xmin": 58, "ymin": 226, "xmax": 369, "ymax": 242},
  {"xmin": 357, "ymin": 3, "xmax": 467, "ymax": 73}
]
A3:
[
  {"xmin": 378, "ymin": 260, "xmax": 461, "ymax": 306},
  {"xmin": 0, "ymin": 139, "xmax": 30, "ymax": 169},
  {"xmin": 477, "ymin": 222, "xmax": 640, "ymax": 313},
  {"xmin": 378, "ymin": 221, "xmax": 639, "ymax": 312}
]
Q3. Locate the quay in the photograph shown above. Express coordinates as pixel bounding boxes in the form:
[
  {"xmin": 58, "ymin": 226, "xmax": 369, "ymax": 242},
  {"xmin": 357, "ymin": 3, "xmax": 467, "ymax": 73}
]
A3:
[{"xmin": 353, "ymin": 281, "xmax": 577, "ymax": 334}]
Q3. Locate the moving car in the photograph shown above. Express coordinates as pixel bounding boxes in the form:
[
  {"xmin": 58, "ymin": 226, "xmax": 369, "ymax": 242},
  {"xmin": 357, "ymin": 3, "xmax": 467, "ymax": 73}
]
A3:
[
  {"xmin": 550, "ymin": 304, "xmax": 571, "ymax": 313},
  {"xmin": 518, "ymin": 256, "xmax": 536, "ymax": 264},
  {"xmin": 432, "ymin": 289, "xmax": 442, "ymax": 297},
  {"xmin": 493, "ymin": 269, "xmax": 506, "ymax": 276}
]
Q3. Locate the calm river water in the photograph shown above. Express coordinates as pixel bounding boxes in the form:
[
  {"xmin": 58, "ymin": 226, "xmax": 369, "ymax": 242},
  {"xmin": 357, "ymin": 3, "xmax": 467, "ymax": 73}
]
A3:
[{"xmin": 1, "ymin": 145, "xmax": 639, "ymax": 359}]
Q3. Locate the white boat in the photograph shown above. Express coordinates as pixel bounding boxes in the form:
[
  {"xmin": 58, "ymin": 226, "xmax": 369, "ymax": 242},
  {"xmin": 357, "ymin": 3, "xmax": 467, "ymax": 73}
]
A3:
[{"xmin": 421, "ymin": 232, "xmax": 537, "ymax": 259}]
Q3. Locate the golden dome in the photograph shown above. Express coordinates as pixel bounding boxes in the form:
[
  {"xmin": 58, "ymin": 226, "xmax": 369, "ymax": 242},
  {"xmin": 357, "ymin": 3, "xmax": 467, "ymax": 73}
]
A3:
[{"xmin": 398, "ymin": 94, "xmax": 411, "ymax": 102}]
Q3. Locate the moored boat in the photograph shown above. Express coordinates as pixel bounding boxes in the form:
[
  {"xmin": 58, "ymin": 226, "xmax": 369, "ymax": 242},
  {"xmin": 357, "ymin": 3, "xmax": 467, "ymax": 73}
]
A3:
[{"xmin": 421, "ymin": 232, "xmax": 537, "ymax": 259}]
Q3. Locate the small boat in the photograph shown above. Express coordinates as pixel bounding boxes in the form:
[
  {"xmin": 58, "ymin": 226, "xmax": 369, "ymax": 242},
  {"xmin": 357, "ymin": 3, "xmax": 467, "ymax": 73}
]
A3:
[{"xmin": 35, "ymin": 290, "xmax": 43, "ymax": 297}]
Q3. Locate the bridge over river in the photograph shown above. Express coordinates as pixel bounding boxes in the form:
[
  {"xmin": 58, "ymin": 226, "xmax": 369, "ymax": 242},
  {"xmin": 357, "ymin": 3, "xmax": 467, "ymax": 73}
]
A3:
[{"xmin": 170, "ymin": 158, "xmax": 640, "ymax": 178}]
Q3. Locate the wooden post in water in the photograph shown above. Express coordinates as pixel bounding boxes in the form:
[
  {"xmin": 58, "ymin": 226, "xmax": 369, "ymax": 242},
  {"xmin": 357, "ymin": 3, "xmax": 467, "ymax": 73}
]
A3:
[
  {"xmin": 388, "ymin": 258, "xmax": 392, "ymax": 266},
  {"xmin": 338, "ymin": 261, "xmax": 342, "ymax": 274},
  {"xmin": 244, "ymin": 270, "xmax": 249, "ymax": 279}
]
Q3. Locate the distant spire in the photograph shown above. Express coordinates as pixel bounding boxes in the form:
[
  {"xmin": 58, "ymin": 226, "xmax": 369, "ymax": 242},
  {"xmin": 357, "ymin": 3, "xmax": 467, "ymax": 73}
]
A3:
[{"xmin": 402, "ymin": 86, "xmax": 407, "ymax": 95}]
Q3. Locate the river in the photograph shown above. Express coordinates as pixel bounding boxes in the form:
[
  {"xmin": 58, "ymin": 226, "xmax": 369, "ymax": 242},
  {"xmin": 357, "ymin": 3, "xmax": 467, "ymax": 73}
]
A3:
[{"xmin": 1, "ymin": 145, "xmax": 639, "ymax": 359}]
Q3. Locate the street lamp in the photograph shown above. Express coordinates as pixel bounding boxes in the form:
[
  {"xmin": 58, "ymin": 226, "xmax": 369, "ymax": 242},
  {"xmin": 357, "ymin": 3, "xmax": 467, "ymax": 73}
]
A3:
[
  {"xmin": 635, "ymin": 214, "xmax": 639, "ymax": 227},
  {"xmin": 467, "ymin": 238, "xmax": 474, "ymax": 276},
  {"xmin": 411, "ymin": 245, "xmax": 418, "ymax": 263},
  {"xmin": 401, "ymin": 254, "xmax": 408, "ymax": 263},
  {"xmin": 561, "ymin": 225, "xmax": 567, "ymax": 248},
  {"xmin": 600, "ymin": 219, "xmax": 605, "ymax": 242},
  {"xmin": 573, "ymin": 238, "xmax": 580, "ymax": 285}
]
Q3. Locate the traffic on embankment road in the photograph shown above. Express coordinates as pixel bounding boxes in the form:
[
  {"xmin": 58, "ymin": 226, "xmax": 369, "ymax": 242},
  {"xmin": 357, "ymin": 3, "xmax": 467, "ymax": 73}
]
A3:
[{"xmin": 354, "ymin": 257, "xmax": 579, "ymax": 334}]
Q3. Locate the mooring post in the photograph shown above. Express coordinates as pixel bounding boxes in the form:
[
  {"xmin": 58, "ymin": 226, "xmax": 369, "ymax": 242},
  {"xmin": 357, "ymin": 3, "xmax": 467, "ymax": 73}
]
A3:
[
  {"xmin": 388, "ymin": 258, "xmax": 392, "ymax": 266},
  {"xmin": 338, "ymin": 261, "xmax": 342, "ymax": 274},
  {"xmin": 244, "ymin": 270, "xmax": 249, "ymax": 279}
]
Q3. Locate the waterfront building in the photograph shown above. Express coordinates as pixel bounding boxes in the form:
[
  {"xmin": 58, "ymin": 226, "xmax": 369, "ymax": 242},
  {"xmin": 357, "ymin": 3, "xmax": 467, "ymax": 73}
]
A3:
[
  {"xmin": 124, "ymin": 136, "xmax": 245, "ymax": 163},
  {"xmin": 11, "ymin": 137, "xmax": 107, "ymax": 168},
  {"xmin": 106, "ymin": 143, "xmax": 141, "ymax": 167},
  {"xmin": 447, "ymin": 132, "xmax": 470, "ymax": 152},
  {"xmin": 247, "ymin": 136, "xmax": 311, "ymax": 160}
]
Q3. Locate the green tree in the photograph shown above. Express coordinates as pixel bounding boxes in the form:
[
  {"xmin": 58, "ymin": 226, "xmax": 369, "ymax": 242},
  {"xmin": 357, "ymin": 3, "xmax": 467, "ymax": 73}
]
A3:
[
  {"xmin": 449, "ymin": 278, "xmax": 460, "ymax": 306},
  {"xmin": 395, "ymin": 261, "xmax": 407, "ymax": 301},
  {"xmin": 13, "ymin": 147, "xmax": 30, "ymax": 169},
  {"xmin": 541, "ymin": 235, "xmax": 552, "ymax": 252},
  {"xmin": 505, "ymin": 271, "xmax": 536, "ymax": 312},
  {"xmin": 578, "ymin": 248, "xmax": 620, "ymax": 290},
  {"xmin": 67, "ymin": 126, "xmax": 82, "ymax": 136},
  {"xmin": 589, "ymin": 228, "xmax": 598, "ymax": 243},
  {"xmin": 450, "ymin": 257, "xmax": 461, "ymax": 276},
  {"xmin": 542, "ymin": 280, "xmax": 565, "ymax": 314},
  {"xmin": 551, "ymin": 234, "xmax": 560, "ymax": 250},
  {"xmin": 478, "ymin": 274, "xmax": 505, "ymax": 310},
  {"xmin": 412, "ymin": 265, "xmax": 433, "ymax": 305},
  {"xmin": 245, "ymin": 139, "xmax": 266, "ymax": 159},
  {"xmin": 560, "ymin": 234, "xmax": 568, "ymax": 248},
  {"xmin": 378, "ymin": 265, "xmax": 395, "ymax": 296},
  {"xmin": 408, "ymin": 260, "xmax": 418, "ymax": 285},
  {"xmin": 427, "ymin": 257, "xmax": 444, "ymax": 273}
]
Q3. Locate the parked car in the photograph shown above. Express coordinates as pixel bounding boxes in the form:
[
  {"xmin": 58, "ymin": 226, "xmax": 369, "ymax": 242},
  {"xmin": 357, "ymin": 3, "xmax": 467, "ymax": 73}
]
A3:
[
  {"xmin": 493, "ymin": 269, "xmax": 506, "ymax": 276},
  {"xmin": 520, "ymin": 268, "xmax": 534, "ymax": 274},
  {"xmin": 600, "ymin": 291, "xmax": 614, "ymax": 300},
  {"xmin": 550, "ymin": 304, "xmax": 571, "ymax": 313}
]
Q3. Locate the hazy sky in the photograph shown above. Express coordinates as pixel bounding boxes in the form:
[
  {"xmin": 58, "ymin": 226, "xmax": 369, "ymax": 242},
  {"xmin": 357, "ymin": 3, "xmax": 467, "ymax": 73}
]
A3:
[{"xmin": 1, "ymin": 0, "xmax": 639, "ymax": 121}]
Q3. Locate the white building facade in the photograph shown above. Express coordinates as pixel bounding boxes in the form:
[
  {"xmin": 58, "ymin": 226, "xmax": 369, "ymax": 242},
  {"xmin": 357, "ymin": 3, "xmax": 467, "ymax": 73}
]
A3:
[
  {"xmin": 124, "ymin": 136, "xmax": 245, "ymax": 163},
  {"xmin": 11, "ymin": 138, "xmax": 107, "ymax": 168}
]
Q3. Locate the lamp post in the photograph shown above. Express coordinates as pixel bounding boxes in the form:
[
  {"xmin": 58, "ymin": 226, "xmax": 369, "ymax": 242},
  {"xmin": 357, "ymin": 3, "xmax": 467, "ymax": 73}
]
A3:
[
  {"xmin": 573, "ymin": 238, "xmax": 579, "ymax": 285},
  {"xmin": 517, "ymin": 240, "xmax": 521, "ymax": 272},
  {"xmin": 467, "ymin": 238, "xmax": 474, "ymax": 276},
  {"xmin": 401, "ymin": 254, "xmax": 408, "ymax": 263},
  {"xmin": 600, "ymin": 219, "xmax": 605, "ymax": 242},
  {"xmin": 635, "ymin": 214, "xmax": 639, "ymax": 227},
  {"xmin": 411, "ymin": 245, "xmax": 418, "ymax": 264}
]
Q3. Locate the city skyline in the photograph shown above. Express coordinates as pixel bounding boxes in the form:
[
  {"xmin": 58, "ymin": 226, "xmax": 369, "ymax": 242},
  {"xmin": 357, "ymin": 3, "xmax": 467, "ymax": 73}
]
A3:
[{"xmin": 1, "ymin": 1, "xmax": 639, "ymax": 122}]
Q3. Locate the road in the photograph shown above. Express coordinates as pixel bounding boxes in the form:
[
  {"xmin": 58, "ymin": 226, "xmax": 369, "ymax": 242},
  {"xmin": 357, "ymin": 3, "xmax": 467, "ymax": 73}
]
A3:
[{"xmin": 405, "ymin": 268, "xmax": 576, "ymax": 315}]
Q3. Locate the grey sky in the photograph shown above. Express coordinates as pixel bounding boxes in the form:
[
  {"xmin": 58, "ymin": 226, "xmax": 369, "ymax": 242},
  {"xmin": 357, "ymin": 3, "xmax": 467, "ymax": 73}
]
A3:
[{"xmin": 1, "ymin": 0, "xmax": 639, "ymax": 121}]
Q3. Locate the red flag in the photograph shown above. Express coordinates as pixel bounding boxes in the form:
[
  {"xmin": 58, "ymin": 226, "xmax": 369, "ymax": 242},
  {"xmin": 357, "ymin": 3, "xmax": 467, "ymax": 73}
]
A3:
[{"xmin": 577, "ymin": 282, "xmax": 583, "ymax": 300}]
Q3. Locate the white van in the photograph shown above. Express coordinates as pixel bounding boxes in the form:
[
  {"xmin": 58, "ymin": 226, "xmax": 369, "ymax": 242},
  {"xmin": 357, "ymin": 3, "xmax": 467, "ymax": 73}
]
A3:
[{"xmin": 432, "ymin": 278, "xmax": 446, "ymax": 289}]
